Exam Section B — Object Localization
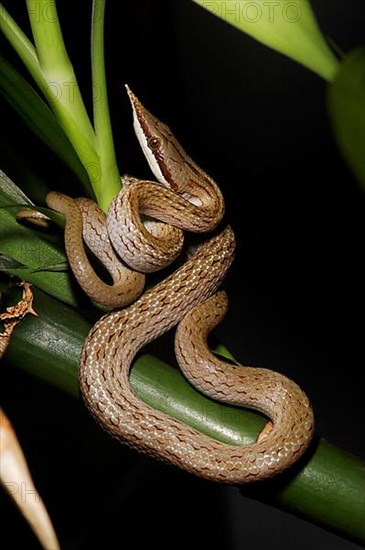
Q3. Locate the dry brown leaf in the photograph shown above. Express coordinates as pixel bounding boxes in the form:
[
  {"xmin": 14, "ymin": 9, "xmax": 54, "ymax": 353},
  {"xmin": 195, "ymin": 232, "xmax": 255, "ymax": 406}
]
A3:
[
  {"xmin": 0, "ymin": 281, "xmax": 37, "ymax": 357},
  {"xmin": 0, "ymin": 408, "xmax": 61, "ymax": 549}
]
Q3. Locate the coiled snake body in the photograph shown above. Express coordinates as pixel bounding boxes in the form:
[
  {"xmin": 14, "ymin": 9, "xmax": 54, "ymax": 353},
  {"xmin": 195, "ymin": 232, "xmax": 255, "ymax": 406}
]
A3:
[{"xmin": 47, "ymin": 88, "xmax": 314, "ymax": 483}]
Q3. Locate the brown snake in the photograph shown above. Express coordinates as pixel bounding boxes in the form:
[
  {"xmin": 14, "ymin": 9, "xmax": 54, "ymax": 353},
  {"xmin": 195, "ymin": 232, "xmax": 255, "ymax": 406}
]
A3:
[{"xmin": 46, "ymin": 88, "xmax": 314, "ymax": 483}]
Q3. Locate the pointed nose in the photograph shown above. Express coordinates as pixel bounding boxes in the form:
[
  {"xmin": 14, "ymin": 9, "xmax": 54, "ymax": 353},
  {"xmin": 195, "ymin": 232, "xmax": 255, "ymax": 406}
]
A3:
[{"xmin": 125, "ymin": 84, "xmax": 145, "ymax": 117}]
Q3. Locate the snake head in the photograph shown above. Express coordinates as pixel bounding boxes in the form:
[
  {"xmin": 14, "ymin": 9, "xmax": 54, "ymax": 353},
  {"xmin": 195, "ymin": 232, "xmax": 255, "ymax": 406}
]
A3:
[
  {"xmin": 125, "ymin": 85, "xmax": 216, "ymax": 208},
  {"xmin": 125, "ymin": 85, "xmax": 178, "ymax": 189}
]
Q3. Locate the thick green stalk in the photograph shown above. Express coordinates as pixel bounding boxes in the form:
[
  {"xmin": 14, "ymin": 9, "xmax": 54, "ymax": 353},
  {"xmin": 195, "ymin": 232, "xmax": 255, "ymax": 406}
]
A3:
[
  {"xmin": 4, "ymin": 288, "xmax": 365, "ymax": 546},
  {"xmin": 91, "ymin": 0, "xmax": 121, "ymax": 211}
]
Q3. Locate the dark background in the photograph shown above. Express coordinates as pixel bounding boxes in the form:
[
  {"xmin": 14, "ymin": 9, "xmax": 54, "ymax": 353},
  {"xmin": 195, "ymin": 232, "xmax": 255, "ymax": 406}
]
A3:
[{"xmin": 1, "ymin": 1, "xmax": 365, "ymax": 549}]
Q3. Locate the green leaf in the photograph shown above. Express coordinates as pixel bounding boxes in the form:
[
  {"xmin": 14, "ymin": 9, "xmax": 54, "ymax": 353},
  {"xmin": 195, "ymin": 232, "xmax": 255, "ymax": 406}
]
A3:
[
  {"xmin": 0, "ymin": 165, "xmax": 35, "ymax": 206},
  {"xmin": 0, "ymin": 55, "xmax": 91, "ymax": 194},
  {"xmin": 192, "ymin": 0, "xmax": 339, "ymax": 81},
  {"xmin": 0, "ymin": 170, "xmax": 78, "ymax": 305},
  {"xmin": 327, "ymin": 46, "xmax": 365, "ymax": 190}
]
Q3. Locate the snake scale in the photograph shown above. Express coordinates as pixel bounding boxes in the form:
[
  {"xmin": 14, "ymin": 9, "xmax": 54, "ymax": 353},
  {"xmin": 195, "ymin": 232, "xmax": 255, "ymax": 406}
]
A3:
[{"xmin": 46, "ymin": 87, "xmax": 314, "ymax": 483}]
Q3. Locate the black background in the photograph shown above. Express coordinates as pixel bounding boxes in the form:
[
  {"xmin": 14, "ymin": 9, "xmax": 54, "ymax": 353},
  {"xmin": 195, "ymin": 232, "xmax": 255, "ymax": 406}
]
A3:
[{"xmin": 1, "ymin": 1, "xmax": 365, "ymax": 549}]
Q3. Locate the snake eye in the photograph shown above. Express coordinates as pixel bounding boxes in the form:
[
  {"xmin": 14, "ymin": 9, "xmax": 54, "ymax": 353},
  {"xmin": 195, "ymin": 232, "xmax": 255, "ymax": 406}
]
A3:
[{"xmin": 148, "ymin": 136, "xmax": 162, "ymax": 150}]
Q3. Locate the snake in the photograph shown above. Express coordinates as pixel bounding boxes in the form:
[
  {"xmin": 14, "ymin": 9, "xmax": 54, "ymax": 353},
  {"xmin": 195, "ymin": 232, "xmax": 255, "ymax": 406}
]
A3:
[{"xmin": 46, "ymin": 87, "xmax": 314, "ymax": 483}]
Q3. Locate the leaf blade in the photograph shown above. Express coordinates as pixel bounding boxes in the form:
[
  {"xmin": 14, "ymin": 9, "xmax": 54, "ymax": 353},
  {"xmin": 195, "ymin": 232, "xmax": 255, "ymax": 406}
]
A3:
[
  {"xmin": 192, "ymin": 0, "xmax": 338, "ymax": 81},
  {"xmin": 327, "ymin": 46, "xmax": 365, "ymax": 189},
  {"xmin": 0, "ymin": 170, "xmax": 78, "ymax": 305}
]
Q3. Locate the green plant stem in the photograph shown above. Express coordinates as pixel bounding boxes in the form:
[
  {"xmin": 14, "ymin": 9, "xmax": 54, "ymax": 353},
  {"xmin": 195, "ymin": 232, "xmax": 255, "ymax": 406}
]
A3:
[
  {"xmin": 26, "ymin": 0, "xmax": 96, "ymax": 145},
  {"xmin": 23, "ymin": 0, "xmax": 102, "ymax": 193},
  {"xmin": 1, "ymin": 2, "xmax": 122, "ymax": 210},
  {"xmin": 0, "ymin": 3, "xmax": 100, "ymax": 191},
  {"xmin": 255, "ymin": 439, "xmax": 365, "ymax": 544},
  {"xmin": 4, "ymin": 288, "xmax": 365, "ymax": 546},
  {"xmin": 91, "ymin": 0, "xmax": 121, "ymax": 211},
  {"xmin": 0, "ymin": 4, "xmax": 44, "ymax": 89}
]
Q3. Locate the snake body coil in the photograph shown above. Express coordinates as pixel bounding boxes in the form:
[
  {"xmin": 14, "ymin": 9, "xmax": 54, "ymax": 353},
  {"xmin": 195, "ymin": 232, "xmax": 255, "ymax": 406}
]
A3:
[{"xmin": 47, "ymin": 88, "xmax": 314, "ymax": 483}]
